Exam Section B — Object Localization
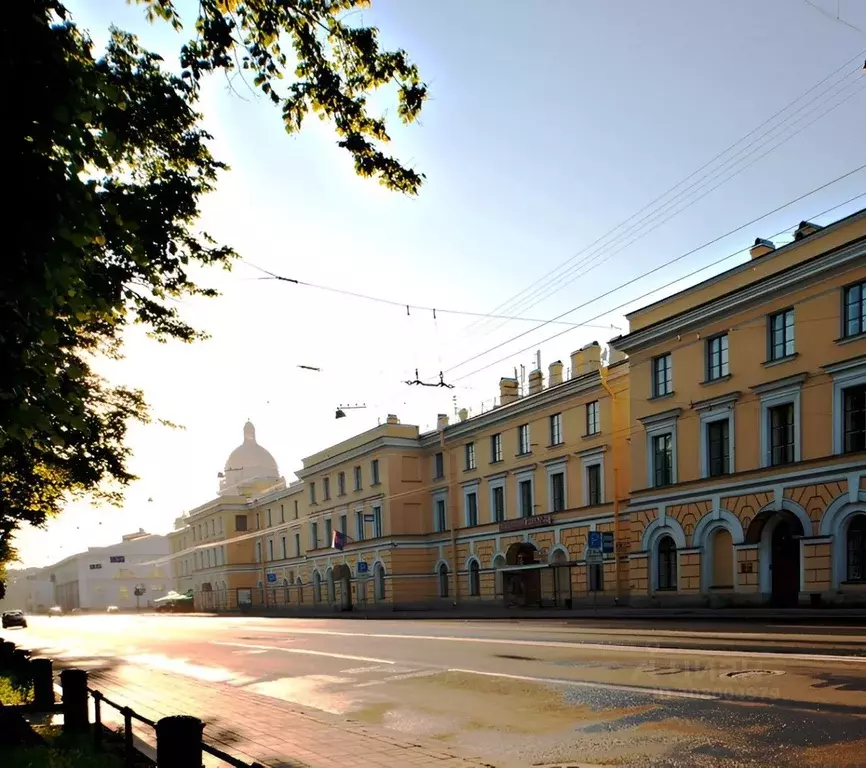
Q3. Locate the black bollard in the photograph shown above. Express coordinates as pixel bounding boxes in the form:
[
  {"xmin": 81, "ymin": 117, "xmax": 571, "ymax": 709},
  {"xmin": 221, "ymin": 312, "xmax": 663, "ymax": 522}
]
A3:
[
  {"xmin": 156, "ymin": 715, "xmax": 203, "ymax": 768},
  {"xmin": 60, "ymin": 668, "xmax": 89, "ymax": 733},
  {"xmin": 31, "ymin": 658, "xmax": 55, "ymax": 709},
  {"xmin": 12, "ymin": 648, "xmax": 31, "ymax": 679},
  {"xmin": 0, "ymin": 640, "xmax": 15, "ymax": 669}
]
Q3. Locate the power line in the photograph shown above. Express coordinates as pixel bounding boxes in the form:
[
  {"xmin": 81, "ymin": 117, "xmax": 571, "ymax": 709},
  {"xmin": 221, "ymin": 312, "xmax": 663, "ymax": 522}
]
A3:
[
  {"xmin": 440, "ymin": 176, "xmax": 866, "ymax": 383},
  {"xmin": 464, "ymin": 46, "xmax": 866, "ymax": 334},
  {"xmin": 238, "ymin": 261, "xmax": 620, "ymax": 331}
]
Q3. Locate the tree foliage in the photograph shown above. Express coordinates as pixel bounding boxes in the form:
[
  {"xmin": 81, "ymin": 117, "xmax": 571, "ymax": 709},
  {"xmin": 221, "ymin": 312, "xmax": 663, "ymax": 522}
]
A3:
[{"xmin": 1, "ymin": 0, "xmax": 426, "ymax": 580}]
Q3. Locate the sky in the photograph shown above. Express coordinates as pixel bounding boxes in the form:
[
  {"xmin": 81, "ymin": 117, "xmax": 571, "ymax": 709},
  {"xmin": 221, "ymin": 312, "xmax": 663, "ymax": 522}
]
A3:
[{"xmin": 13, "ymin": 0, "xmax": 866, "ymax": 566}]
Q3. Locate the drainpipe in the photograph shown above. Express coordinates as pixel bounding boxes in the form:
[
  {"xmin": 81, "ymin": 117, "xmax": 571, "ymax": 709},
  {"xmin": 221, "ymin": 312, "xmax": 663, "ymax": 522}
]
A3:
[{"xmin": 599, "ymin": 365, "xmax": 621, "ymax": 603}]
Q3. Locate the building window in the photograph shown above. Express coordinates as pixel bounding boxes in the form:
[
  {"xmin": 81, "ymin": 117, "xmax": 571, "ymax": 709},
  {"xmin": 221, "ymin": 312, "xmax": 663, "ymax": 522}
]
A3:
[
  {"xmin": 585, "ymin": 401, "xmax": 600, "ymax": 435},
  {"xmin": 549, "ymin": 413, "xmax": 563, "ymax": 446},
  {"xmin": 491, "ymin": 485, "xmax": 505, "ymax": 522},
  {"xmin": 652, "ymin": 433, "xmax": 673, "ymax": 487},
  {"xmin": 652, "ymin": 353, "xmax": 672, "ymax": 397},
  {"xmin": 294, "ymin": 500, "xmax": 299, "ymax": 519},
  {"xmin": 294, "ymin": 533, "xmax": 300, "ymax": 557},
  {"xmin": 768, "ymin": 403, "xmax": 795, "ymax": 466},
  {"xmin": 266, "ymin": 509, "xmax": 272, "ymax": 528},
  {"xmin": 843, "ymin": 384, "xmax": 866, "ymax": 453},
  {"xmin": 235, "ymin": 515, "xmax": 247, "ymax": 532},
  {"xmin": 310, "ymin": 522, "xmax": 318, "ymax": 550},
  {"xmin": 313, "ymin": 571, "xmax": 322, "ymax": 603},
  {"xmin": 353, "ymin": 465, "xmax": 362, "ymax": 491},
  {"xmin": 438, "ymin": 563, "xmax": 449, "ymax": 598},
  {"xmin": 309, "ymin": 482, "xmax": 317, "ymax": 504},
  {"xmin": 518, "ymin": 424, "xmax": 530, "ymax": 455},
  {"xmin": 373, "ymin": 505, "xmax": 383, "ymax": 538},
  {"xmin": 281, "ymin": 536, "xmax": 287, "ymax": 559},
  {"xmin": 325, "ymin": 518, "xmax": 333, "ymax": 546},
  {"xmin": 338, "ymin": 472, "xmax": 346, "ymax": 496},
  {"xmin": 550, "ymin": 471, "xmax": 565, "ymax": 512},
  {"xmin": 435, "ymin": 498, "xmax": 447, "ymax": 532},
  {"xmin": 280, "ymin": 504, "xmax": 285, "ymax": 524},
  {"xmin": 465, "ymin": 492, "xmax": 478, "ymax": 527},
  {"xmin": 706, "ymin": 334, "xmax": 729, "ymax": 380},
  {"xmin": 355, "ymin": 511, "xmax": 365, "ymax": 541},
  {"xmin": 586, "ymin": 464, "xmax": 601, "ymax": 505},
  {"xmin": 589, "ymin": 563, "xmax": 604, "ymax": 592},
  {"xmin": 490, "ymin": 434, "xmax": 503, "ymax": 463},
  {"xmin": 847, "ymin": 515, "xmax": 866, "ymax": 582},
  {"xmin": 339, "ymin": 513, "xmax": 347, "ymax": 536},
  {"xmin": 323, "ymin": 477, "xmax": 330, "ymax": 501},
  {"xmin": 469, "ymin": 560, "xmax": 480, "ymax": 596},
  {"xmin": 706, "ymin": 419, "xmax": 730, "ymax": 477},
  {"xmin": 371, "ymin": 459, "xmax": 380, "ymax": 485},
  {"xmin": 768, "ymin": 309, "xmax": 795, "ymax": 360},
  {"xmin": 518, "ymin": 478, "xmax": 533, "ymax": 518},
  {"xmin": 267, "ymin": 538, "xmax": 274, "ymax": 561},
  {"xmin": 465, "ymin": 442, "xmax": 476, "ymax": 470},
  {"xmin": 434, "ymin": 452, "xmax": 444, "ymax": 479},
  {"xmin": 255, "ymin": 541, "xmax": 262, "ymax": 563},
  {"xmin": 375, "ymin": 563, "xmax": 386, "ymax": 601},
  {"xmin": 657, "ymin": 536, "xmax": 677, "ymax": 590},
  {"xmin": 843, "ymin": 280, "xmax": 866, "ymax": 338}
]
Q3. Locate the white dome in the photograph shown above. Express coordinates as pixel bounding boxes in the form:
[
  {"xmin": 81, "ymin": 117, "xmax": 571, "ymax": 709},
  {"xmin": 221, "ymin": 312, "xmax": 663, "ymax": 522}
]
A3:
[{"xmin": 219, "ymin": 421, "xmax": 279, "ymax": 494}]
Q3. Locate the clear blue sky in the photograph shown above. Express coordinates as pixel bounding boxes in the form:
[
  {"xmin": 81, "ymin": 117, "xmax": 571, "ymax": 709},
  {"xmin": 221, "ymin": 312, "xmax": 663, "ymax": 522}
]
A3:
[{"xmin": 14, "ymin": 0, "xmax": 866, "ymax": 565}]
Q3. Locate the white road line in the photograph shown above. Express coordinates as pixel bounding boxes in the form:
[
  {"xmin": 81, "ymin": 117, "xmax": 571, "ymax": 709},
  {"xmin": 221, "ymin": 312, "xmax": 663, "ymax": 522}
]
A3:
[
  {"xmin": 239, "ymin": 627, "xmax": 866, "ymax": 664},
  {"xmin": 447, "ymin": 668, "xmax": 719, "ymax": 700},
  {"xmin": 211, "ymin": 641, "xmax": 397, "ymax": 665}
]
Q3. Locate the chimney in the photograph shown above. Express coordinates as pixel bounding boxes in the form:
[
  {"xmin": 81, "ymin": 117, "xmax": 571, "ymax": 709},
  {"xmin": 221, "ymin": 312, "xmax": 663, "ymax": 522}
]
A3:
[
  {"xmin": 583, "ymin": 342, "xmax": 601, "ymax": 373},
  {"xmin": 499, "ymin": 377, "xmax": 519, "ymax": 405},
  {"xmin": 458, "ymin": 408, "xmax": 469, "ymax": 422},
  {"xmin": 528, "ymin": 369, "xmax": 543, "ymax": 395},
  {"xmin": 608, "ymin": 345, "xmax": 627, "ymax": 365},
  {"xmin": 436, "ymin": 413, "xmax": 449, "ymax": 430},
  {"xmin": 570, "ymin": 349, "xmax": 584, "ymax": 379},
  {"xmin": 386, "ymin": 414, "xmax": 399, "ymax": 425},
  {"xmin": 750, "ymin": 238, "xmax": 775, "ymax": 259},
  {"xmin": 794, "ymin": 220, "xmax": 823, "ymax": 241},
  {"xmin": 548, "ymin": 360, "xmax": 563, "ymax": 387}
]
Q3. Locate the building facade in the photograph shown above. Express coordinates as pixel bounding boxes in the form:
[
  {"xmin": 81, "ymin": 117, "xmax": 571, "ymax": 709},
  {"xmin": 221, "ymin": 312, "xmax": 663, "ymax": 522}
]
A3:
[{"xmin": 168, "ymin": 208, "xmax": 866, "ymax": 611}]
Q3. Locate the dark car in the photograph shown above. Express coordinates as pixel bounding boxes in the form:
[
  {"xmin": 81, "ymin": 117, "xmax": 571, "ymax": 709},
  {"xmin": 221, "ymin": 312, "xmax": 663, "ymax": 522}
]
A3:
[{"xmin": 2, "ymin": 610, "xmax": 27, "ymax": 629}]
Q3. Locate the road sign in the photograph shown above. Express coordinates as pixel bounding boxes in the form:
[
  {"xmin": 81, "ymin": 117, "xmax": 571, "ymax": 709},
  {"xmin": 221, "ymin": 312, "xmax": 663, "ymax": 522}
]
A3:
[
  {"xmin": 602, "ymin": 532, "xmax": 614, "ymax": 554},
  {"xmin": 587, "ymin": 531, "xmax": 602, "ymax": 550},
  {"xmin": 586, "ymin": 550, "xmax": 604, "ymax": 565},
  {"xmin": 266, "ymin": 573, "xmax": 277, "ymax": 583},
  {"xmin": 357, "ymin": 561, "xmax": 368, "ymax": 573}
]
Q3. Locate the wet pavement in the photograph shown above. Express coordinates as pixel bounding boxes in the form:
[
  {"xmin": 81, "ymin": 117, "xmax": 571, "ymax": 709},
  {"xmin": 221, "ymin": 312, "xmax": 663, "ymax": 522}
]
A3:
[{"xmin": 6, "ymin": 614, "xmax": 866, "ymax": 766}]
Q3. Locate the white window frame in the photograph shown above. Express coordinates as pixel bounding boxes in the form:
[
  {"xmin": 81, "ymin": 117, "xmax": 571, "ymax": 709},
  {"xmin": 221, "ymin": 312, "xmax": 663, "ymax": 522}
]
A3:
[
  {"xmin": 463, "ymin": 482, "xmax": 480, "ymax": 527},
  {"xmin": 696, "ymin": 394, "xmax": 738, "ymax": 479},
  {"xmin": 488, "ymin": 475, "xmax": 506, "ymax": 522},
  {"xmin": 585, "ymin": 401, "xmax": 600, "ymax": 435},
  {"xmin": 652, "ymin": 353, "xmax": 673, "ymax": 397},
  {"xmin": 372, "ymin": 505, "xmax": 383, "ymax": 537},
  {"xmin": 490, "ymin": 433, "xmax": 503, "ymax": 463},
  {"xmin": 432, "ymin": 490, "xmax": 448, "ymax": 532},
  {"xmin": 755, "ymin": 376, "xmax": 803, "ymax": 468},
  {"xmin": 371, "ymin": 459, "xmax": 380, "ymax": 485},
  {"xmin": 706, "ymin": 333, "xmax": 730, "ymax": 380},
  {"xmin": 281, "ymin": 535, "xmax": 287, "ymax": 559},
  {"xmin": 579, "ymin": 447, "xmax": 605, "ymax": 506},
  {"xmin": 515, "ymin": 468, "xmax": 535, "ymax": 518},
  {"xmin": 465, "ymin": 442, "xmax": 476, "ymax": 470},
  {"xmin": 545, "ymin": 458, "xmax": 568, "ymax": 513},
  {"xmin": 255, "ymin": 541, "xmax": 262, "ymax": 563},
  {"xmin": 549, "ymin": 413, "xmax": 563, "ymax": 446},
  {"xmin": 641, "ymin": 409, "xmax": 681, "ymax": 489},
  {"xmin": 267, "ymin": 537, "xmax": 274, "ymax": 561},
  {"xmin": 324, "ymin": 516, "xmax": 333, "ymax": 546},
  {"xmin": 827, "ymin": 359, "xmax": 866, "ymax": 455},
  {"xmin": 310, "ymin": 521, "xmax": 318, "ymax": 550},
  {"xmin": 518, "ymin": 424, "xmax": 530, "ymax": 455},
  {"xmin": 768, "ymin": 308, "xmax": 795, "ymax": 361}
]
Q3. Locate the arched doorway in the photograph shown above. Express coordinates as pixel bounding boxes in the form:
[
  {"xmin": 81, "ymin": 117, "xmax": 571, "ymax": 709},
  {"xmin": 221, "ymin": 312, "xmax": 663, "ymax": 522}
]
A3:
[
  {"xmin": 326, "ymin": 568, "xmax": 336, "ymax": 604},
  {"xmin": 437, "ymin": 562, "xmax": 449, "ymax": 598},
  {"xmin": 549, "ymin": 547, "xmax": 570, "ymax": 606},
  {"xmin": 746, "ymin": 509, "xmax": 806, "ymax": 606},
  {"xmin": 503, "ymin": 542, "xmax": 540, "ymax": 607},
  {"xmin": 374, "ymin": 563, "xmax": 386, "ymax": 601},
  {"xmin": 312, "ymin": 571, "xmax": 322, "ymax": 603},
  {"xmin": 492, "ymin": 554, "xmax": 506, "ymax": 597},
  {"xmin": 332, "ymin": 564, "xmax": 352, "ymax": 610},
  {"xmin": 200, "ymin": 582, "xmax": 213, "ymax": 610},
  {"xmin": 468, "ymin": 559, "xmax": 481, "ymax": 596}
]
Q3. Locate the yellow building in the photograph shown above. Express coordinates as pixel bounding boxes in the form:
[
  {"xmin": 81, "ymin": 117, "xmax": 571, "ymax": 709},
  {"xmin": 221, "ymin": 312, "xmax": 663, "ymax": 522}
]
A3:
[{"xmin": 171, "ymin": 207, "xmax": 866, "ymax": 611}]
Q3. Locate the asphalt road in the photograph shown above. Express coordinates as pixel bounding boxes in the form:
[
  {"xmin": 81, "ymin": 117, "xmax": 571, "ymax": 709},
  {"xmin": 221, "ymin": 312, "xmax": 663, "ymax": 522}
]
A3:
[{"xmin": 7, "ymin": 614, "xmax": 866, "ymax": 767}]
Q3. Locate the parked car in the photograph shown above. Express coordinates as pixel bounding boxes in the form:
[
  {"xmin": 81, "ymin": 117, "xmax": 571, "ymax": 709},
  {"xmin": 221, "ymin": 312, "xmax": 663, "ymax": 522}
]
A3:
[
  {"xmin": 2, "ymin": 610, "xmax": 28, "ymax": 629},
  {"xmin": 48, "ymin": 606, "xmax": 63, "ymax": 617},
  {"xmin": 106, "ymin": 605, "xmax": 119, "ymax": 613}
]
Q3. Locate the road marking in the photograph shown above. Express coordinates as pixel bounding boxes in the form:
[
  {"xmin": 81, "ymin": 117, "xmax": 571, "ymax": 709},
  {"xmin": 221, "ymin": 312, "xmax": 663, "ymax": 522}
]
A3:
[
  {"xmin": 241, "ymin": 626, "xmax": 866, "ymax": 664},
  {"xmin": 447, "ymin": 668, "xmax": 718, "ymax": 700},
  {"xmin": 211, "ymin": 641, "xmax": 397, "ymax": 665}
]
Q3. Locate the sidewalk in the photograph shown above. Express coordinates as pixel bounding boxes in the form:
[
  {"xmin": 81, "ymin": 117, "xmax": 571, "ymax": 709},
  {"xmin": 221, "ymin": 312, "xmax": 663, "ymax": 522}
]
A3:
[{"xmin": 84, "ymin": 664, "xmax": 489, "ymax": 768}]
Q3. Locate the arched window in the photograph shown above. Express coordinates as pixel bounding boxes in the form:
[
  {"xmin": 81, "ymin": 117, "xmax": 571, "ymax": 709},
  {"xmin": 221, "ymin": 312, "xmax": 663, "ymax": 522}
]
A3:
[
  {"xmin": 710, "ymin": 528, "xmax": 734, "ymax": 588},
  {"xmin": 296, "ymin": 576, "xmax": 304, "ymax": 603},
  {"xmin": 327, "ymin": 569, "xmax": 336, "ymax": 603},
  {"xmin": 847, "ymin": 514, "xmax": 866, "ymax": 583},
  {"xmin": 374, "ymin": 563, "xmax": 386, "ymax": 601},
  {"xmin": 469, "ymin": 560, "xmax": 481, "ymax": 596},
  {"xmin": 313, "ymin": 571, "xmax": 322, "ymax": 602},
  {"xmin": 438, "ymin": 563, "xmax": 449, "ymax": 598},
  {"xmin": 657, "ymin": 535, "xmax": 677, "ymax": 591},
  {"xmin": 492, "ymin": 554, "xmax": 506, "ymax": 596}
]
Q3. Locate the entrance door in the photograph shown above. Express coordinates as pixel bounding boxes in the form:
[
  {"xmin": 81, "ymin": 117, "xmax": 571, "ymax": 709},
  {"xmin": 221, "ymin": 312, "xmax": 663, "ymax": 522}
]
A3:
[{"xmin": 771, "ymin": 519, "xmax": 800, "ymax": 606}]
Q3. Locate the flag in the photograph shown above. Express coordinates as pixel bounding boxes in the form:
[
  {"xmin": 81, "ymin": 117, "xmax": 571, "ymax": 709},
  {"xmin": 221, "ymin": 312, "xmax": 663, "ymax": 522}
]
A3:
[{"xmin": 332, "ymin": 530, "xmax": 351, "ymax": 550}]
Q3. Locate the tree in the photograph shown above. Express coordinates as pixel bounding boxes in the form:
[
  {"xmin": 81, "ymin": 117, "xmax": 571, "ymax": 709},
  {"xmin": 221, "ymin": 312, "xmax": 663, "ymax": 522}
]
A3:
[{"xmin": 1, "ymin": 0, "xmax": 427, "ymax": 585}]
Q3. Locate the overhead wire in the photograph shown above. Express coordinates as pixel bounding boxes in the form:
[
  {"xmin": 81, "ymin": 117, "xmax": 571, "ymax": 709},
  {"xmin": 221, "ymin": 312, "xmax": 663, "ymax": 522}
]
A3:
[
  {"xmin": 463, "ymin": 46, "xmax": 866, "ymax": 334},
  {"xmin": 439, "ymin": 176, "xmax": 866, "ymax": 383}
]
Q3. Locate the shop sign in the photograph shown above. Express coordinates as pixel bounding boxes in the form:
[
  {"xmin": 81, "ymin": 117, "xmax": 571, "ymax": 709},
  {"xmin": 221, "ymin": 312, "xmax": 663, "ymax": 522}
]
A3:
[{"xmin": 498, "ymin": 514, "xmax": 553, "ymax": 533}]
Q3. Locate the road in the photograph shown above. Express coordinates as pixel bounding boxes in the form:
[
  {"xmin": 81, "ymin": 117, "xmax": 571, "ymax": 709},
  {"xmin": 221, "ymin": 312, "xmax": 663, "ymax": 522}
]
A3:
[{"xmin": 6, "ymin": 614, "xmax": 866, "ymax": 767}]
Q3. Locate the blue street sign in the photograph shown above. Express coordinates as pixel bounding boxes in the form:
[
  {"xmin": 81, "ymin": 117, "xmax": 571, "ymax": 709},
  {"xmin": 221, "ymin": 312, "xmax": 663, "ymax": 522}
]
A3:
[
  {"xmin": 587, "ymin": 531, "xmax": 602, "ymax": 550},
  {"xmin": 602, "ymin": 532, "xmax": 614, "ymax": 554},
  {"xmin": 357, "ymin": 561, "xmax": 368, "ymax": 573},
  {"xmin": 266, "ymin": 573, "xmax": 277, "ymax": 583}
]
